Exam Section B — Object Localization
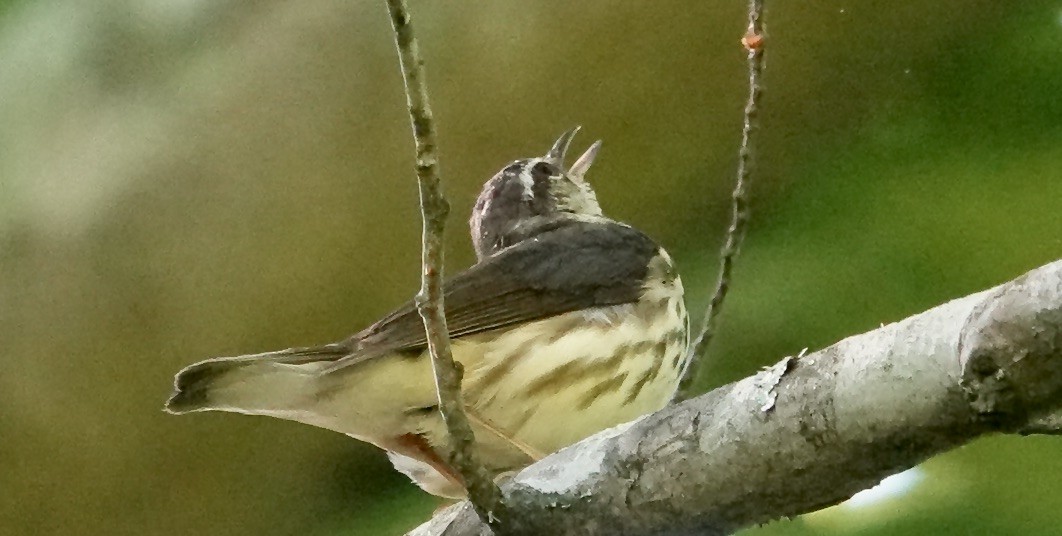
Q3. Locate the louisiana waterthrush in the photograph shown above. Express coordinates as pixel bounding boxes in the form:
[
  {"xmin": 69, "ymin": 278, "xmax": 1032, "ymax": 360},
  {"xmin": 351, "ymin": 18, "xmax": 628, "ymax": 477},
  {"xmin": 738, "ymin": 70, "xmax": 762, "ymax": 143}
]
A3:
[{"xmin": 165, "ymin": 128, "xmax": 690, "ymax": 498}]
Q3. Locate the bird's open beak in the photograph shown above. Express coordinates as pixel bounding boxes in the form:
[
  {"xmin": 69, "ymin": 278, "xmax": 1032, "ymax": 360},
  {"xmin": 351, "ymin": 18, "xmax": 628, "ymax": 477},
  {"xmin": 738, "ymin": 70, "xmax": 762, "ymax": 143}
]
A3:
[
  {"xmin": 568, "ymin": 140, "xmax": 601, "ymax": 183},
  {"xmin": 545, "ymin": 126, "xmax": 581, "ymax": 168},
  {"xmin": 545, "ymin": 126, "xmax": 602, "ymax": 183}
]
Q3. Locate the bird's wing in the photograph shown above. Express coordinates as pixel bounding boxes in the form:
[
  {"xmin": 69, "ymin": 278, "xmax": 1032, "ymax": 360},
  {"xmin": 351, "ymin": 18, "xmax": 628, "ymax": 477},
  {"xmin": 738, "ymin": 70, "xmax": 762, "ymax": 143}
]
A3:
[{"xmin": 327, "ymin": 218, "xmax": 659, "ymax": 371}]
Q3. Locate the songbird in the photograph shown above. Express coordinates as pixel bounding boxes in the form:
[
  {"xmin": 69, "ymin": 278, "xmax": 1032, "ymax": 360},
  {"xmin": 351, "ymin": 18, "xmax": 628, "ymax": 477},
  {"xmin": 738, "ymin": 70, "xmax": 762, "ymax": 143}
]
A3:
[{"xmin": 165, "ymin": 128, "xmax": 690, "ymax": 498}]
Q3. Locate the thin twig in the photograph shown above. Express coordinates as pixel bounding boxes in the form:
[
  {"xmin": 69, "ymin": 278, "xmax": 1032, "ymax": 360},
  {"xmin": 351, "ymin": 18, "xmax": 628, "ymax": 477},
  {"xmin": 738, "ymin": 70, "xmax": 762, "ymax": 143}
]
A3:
[
  {"xmin": 383, "ymin": 0, "xmax": 506, "ymax": 525},
  {"xmin": 677, "ymin": 0, "xmax": 766, "ymax": 400}
]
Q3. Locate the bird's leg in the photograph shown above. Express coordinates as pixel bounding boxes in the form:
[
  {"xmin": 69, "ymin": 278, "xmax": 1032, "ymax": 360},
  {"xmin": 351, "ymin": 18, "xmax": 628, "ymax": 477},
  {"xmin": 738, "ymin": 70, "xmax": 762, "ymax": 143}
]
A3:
[
  {"xmin": 463, "ymin": 406, "xmax": 545, "ymax": 462},
  {"xmin": 392, "ymin": 432, "xmax": 465, "ymax": 487}
]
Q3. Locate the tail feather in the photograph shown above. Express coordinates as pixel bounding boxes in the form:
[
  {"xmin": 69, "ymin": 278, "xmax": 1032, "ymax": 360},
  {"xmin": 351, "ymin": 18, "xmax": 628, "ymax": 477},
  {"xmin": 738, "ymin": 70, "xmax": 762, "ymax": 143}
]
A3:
[{"xmin": 164, "ymin": 345, "xmax": 348, "ymax": 416}]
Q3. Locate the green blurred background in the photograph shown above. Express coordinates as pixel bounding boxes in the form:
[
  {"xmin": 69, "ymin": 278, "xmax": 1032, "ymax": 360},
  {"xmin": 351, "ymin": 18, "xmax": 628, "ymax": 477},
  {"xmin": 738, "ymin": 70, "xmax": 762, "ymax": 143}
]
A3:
[{"xmin": 1, "ymin": 1, "xmax": 1059, "ymax": 534}]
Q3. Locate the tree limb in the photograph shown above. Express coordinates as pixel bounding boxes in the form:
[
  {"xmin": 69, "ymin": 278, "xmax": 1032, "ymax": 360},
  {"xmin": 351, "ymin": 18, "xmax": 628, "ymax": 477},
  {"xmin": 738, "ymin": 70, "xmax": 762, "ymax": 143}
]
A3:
[
  {"xmin": 384, "ymin": 0, "xmax": 505, "ymax": 524},
  {"xmin": 679, "ymin": 0, "xmax": 767, "ymax": 399},
  {"xmin": 410, "ymin": 259, "xmax": 1062, "ymax": 535}
]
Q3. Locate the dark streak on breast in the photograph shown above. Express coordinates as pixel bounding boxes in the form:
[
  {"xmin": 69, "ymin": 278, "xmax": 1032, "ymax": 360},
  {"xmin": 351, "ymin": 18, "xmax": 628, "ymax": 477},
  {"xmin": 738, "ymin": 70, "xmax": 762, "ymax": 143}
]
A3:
[
  {"xmin": 522, "ymin": 360, "xmax": 582, "ymax": 398},
  {"xmin": 577, "ymin": 372, "xmax": 630, "ymax": 410}
]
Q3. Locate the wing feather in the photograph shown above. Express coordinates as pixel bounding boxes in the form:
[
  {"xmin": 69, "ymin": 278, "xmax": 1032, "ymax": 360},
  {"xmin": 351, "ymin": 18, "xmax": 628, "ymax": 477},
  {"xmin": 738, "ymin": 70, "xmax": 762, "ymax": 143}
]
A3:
[{"xmin": 327, "ymin": 218, "xmax": 659, "ymax": 371}]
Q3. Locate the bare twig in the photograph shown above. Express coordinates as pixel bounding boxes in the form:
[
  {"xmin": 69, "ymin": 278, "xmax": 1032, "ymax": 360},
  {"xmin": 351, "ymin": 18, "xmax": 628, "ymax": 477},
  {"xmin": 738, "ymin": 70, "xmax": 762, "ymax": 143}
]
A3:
[
  {"xmin": 383, "ymin": 0, "xmax": 506, "ymax": 525},
  {"xmin": 678, "ymin": 0, "xmax": 767, "ymax": 400}
]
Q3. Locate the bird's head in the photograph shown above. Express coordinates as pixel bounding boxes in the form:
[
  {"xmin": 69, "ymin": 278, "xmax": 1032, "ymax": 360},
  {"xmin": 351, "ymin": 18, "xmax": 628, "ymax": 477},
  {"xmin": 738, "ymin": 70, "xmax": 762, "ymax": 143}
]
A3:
[{"xmin": 470, "ymin": 127, "xmax": 604, "ymax": 258}]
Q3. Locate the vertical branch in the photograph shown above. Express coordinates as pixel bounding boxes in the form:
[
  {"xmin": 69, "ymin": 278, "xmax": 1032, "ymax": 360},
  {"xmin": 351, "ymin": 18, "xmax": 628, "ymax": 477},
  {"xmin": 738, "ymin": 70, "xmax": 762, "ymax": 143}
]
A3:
[
  {"xmin": 678, "ymin": 0, "xmax": 767, "ymax": 400},
  {"xmin": 383, "ymin": 0, "xmax": 505, "ymax": 525}
]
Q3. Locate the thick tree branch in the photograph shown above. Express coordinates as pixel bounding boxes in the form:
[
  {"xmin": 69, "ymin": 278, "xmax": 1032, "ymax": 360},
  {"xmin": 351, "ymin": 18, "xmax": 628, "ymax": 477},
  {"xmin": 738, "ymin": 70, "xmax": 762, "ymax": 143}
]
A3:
[
  {"xmin": 411, "ymin": 259, "xmax": 1062, "ymax": 535},
  {"xmin": 384, "ymin": 0, "xmax": 505, "ymax": 524},
  {"xmin": 679, "ymin": 0, "xmax": 767, "ymax": 399}
]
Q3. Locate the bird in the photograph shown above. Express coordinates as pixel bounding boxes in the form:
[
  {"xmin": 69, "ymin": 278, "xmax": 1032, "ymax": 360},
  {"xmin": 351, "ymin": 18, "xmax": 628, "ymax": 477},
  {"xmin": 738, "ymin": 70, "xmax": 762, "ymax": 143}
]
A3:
[{"xmin": 165, "ymin": 127, "xmax": 690, "ymax": 499}]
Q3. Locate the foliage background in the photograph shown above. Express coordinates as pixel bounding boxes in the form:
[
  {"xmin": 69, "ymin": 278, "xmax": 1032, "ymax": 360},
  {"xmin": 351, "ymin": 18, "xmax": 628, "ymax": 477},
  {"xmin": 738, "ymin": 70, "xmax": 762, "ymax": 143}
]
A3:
[{"xmin": 1, "ymin": 1, "xmax": 1059, "ymax": 535}]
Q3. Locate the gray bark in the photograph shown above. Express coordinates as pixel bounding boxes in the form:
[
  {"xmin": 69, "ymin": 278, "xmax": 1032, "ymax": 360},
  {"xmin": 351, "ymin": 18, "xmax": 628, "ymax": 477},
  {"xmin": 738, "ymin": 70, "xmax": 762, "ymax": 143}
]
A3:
[{"xmin": 411, "ymin": 259, "xmax": 1062, "ymax": 535}]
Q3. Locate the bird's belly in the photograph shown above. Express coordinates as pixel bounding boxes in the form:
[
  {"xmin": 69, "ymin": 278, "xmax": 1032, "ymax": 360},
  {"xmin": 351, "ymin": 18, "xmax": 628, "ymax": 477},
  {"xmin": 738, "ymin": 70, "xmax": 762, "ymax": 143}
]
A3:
[{"xmin": 458, "ymin": 296, "xmax": 689, "ymax": 466}]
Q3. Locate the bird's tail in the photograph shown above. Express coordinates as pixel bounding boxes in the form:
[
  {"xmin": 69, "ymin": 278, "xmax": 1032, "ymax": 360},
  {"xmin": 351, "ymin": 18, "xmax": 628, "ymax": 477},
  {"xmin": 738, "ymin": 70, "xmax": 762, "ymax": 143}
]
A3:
[{"xmin": 164, "ymin": 345, "xmax": 348, "ymax": 416}]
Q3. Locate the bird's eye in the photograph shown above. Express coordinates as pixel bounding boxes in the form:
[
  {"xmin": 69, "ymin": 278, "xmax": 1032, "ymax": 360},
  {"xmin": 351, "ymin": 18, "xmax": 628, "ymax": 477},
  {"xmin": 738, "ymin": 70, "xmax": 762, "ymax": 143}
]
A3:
[{"xmin": 531, "ymin": 162, "xmax": 554, "ymax": 177}]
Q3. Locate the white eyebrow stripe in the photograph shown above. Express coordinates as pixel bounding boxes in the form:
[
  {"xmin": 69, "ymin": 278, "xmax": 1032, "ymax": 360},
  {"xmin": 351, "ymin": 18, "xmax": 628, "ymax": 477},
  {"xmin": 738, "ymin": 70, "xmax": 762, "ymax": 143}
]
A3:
[{"xmin": 517, "ymin": 158, "xmax": 547, "ymax": 201}]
